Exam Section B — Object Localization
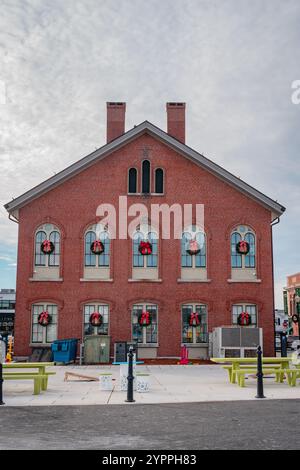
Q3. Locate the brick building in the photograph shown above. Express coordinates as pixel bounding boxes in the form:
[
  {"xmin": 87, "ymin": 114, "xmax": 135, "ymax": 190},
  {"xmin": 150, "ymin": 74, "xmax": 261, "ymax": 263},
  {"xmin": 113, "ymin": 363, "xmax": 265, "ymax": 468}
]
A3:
[
  {"xmin": 5, "ymin": 102, "xmax": 285, "ymax": 359},
  {"xmin": 284, "ymin": 273, "xmax": 300, "ymax": 337}
]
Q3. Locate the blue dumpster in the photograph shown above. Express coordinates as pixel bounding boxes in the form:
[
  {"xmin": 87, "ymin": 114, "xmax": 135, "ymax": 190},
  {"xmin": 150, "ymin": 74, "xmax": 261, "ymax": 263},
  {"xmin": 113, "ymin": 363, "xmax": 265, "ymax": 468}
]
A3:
[{"xmin": 51, "ymin": 338, "xmax": 78, "ymax": 364}]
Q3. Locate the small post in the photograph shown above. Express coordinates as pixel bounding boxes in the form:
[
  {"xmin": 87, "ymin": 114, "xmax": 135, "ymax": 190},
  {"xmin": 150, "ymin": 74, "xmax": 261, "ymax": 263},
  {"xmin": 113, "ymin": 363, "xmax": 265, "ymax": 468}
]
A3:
[
  {"xmin": 0, "ymin": 363, "xmax": 5, "ymax": 405},
  {"xmin": 125, "ymin": 346, "xmax": 135, "ymax": 403},
  {"xmin": 256, "ymin": 345, "xmax": 266, "ymax": 399},
  {"xmin": 280, "ymin": 332, "xmax": 287, "ymax": 357}
]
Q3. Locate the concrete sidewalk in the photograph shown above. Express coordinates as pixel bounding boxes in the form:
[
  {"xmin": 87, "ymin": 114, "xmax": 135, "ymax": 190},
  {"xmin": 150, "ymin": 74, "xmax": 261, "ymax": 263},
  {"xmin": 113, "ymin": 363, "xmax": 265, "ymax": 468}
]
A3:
[{"xmin": 2, "ymin": 364, "xmax": 300, "ymax": 406}]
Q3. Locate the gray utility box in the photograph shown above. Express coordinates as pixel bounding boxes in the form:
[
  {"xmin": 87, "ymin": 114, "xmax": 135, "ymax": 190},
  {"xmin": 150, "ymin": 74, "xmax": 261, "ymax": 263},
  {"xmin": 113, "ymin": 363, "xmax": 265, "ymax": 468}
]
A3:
[
  {"xmin": 212, "ymin": 327, "xmax": 263, "ymax": 358},
  {"xmin": 114, "ymin": 341, "xmax": 138, "ymax": 362},
  {"xmin": 83, "ymin": 335, "xmax": 110, "ymax": 364}
]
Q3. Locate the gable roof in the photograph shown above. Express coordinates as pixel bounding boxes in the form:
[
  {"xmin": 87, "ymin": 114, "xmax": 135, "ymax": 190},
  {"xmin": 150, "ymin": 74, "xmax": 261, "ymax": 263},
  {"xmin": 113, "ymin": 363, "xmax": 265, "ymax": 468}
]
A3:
[{"xmin": 4, "ymin": 120, "xmax": 285, "ymax": 219}]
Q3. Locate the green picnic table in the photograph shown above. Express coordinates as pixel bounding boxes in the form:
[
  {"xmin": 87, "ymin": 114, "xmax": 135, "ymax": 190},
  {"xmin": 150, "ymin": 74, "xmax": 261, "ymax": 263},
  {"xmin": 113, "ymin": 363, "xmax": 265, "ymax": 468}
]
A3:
[
  {"xmin": 211, "ymin": 357, "xmax": 291, "ymax": 385},
  {"xmin": 3, "ymin": 362, "xmax": 56, "ymax": 395}
]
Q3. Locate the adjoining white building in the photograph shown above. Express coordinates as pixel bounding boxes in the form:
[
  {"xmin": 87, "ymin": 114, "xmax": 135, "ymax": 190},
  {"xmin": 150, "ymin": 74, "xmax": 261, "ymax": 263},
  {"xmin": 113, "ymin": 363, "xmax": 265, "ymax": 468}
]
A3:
[{"xmin": 0, "ymin": 289, "xmax": 15, "ymax": 338}]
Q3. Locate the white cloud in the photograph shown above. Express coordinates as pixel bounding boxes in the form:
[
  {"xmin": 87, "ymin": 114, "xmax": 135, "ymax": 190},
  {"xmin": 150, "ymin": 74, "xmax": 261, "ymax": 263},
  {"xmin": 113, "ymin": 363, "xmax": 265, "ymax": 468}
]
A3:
[{"xmin": 0, "ymin": 0, "xmax": 300, "ymax": 301}]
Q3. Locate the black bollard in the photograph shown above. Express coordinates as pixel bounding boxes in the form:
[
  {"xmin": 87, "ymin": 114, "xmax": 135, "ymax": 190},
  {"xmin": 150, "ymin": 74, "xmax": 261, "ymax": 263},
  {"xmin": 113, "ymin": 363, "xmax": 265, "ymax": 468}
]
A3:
[
  {"xmin": 255, "ymin": 345, "xmax": 266, "ymax": 399},
  {"xmin": 125, "ymin": 346, "xmax": 135, "ymax": 403},
  {"xmin": 280, "ymin": 332, "xmax": 287, "ymax": 358},
  {"xmin": 0, "ymin": 363, "xmax": 5, "ymax": 405}
]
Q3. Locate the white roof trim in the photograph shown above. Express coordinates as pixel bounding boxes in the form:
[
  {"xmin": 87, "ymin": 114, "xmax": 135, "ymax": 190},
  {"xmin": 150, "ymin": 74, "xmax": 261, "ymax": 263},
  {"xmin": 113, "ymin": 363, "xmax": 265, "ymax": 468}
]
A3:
[{"xmin": 4, "ymin": 121, "xmax": 285, "ymax": 217}]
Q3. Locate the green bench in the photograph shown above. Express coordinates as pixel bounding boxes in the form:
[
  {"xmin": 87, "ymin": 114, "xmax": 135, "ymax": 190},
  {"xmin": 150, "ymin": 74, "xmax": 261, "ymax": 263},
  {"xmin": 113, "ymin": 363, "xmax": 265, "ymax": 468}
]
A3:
[
  {"xmin": 3, "ymin": 372, "xmax": 56, "ymax": 395},
  {"xmin": 283, "ymin": 369, "xmax": 300, "ymax": 387},
  {"xmin": 222, "ymin": 364, "xmax": 283, "ymax": 384},
  {"xmin": 235, "ymin": 368, "xmax": 283, "ymax": 387}
]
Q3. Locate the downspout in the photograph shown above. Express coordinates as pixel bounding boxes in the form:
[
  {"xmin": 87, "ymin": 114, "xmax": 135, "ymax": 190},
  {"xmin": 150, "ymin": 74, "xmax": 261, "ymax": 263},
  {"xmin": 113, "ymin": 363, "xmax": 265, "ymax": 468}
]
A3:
[{"xmin": 271, "ymin": 217, "xmax": 280, "ymax": 355}]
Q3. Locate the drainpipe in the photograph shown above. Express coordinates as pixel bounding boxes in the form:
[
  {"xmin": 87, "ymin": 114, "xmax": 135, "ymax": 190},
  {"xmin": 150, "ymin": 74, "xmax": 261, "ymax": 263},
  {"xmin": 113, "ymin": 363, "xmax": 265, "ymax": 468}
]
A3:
[{"xmin": 271, "ymin": 217, "xmax": 280, "ymax": 355}]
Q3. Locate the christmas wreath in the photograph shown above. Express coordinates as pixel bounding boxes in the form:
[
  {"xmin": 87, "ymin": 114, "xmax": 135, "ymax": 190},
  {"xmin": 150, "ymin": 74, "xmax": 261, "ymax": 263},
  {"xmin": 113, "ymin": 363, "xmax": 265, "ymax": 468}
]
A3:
[
  {"xmin": 41, "ymin": 239, "xmax": 55, "ymax": 255},
  {"xmin": 186, "ymin": 240, "xmax": 200, "ymax": 256},
  {"xmin": 90, "ymin": 240, "xmax": 104, "ymax": 255},
  {"xmin": 138, "ymin": 311, "xmax": 152, "ymax": 327},
  {"xmin": 292, "ymin": 314, "xmax": 299, "ymax": 324},
  {"xmin": 138, "ymin": 241, "xmax": 152, "ymax": 256},
  {"xmin": 189, "ymin": 312, "xmax": 200, "ymax": 327},
  {"xmin": 236, "ymin": 240, "xmax": 250, "ymax": 255},
  {"xmin": 238, "ymin": 312, "xmax": 251, "ymax": 326},
  {"xmin": 38, "ymin": 311, "xmax": 52, "ymax": 327},
  {"xmin": 89, "ymin": 312, "xmax": 103, "ymax": 327}
]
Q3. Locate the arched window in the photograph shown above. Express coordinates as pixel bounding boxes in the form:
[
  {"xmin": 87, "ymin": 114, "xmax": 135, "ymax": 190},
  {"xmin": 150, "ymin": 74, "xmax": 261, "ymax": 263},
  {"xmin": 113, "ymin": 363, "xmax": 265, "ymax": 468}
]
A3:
[
  {"xmin": 155, "ymin": 168, "xmax": 164, "ymax": 194},
  {"xmin": 34, "ymin": 225, "xmax": 61, "ymax": 267},
  {"xmin": 142, "ymin": 160, "xmax": 150, "ymax": 194},
  {"xmin": 181, "ymin": 229, "xmax": 206, "ymax": 268},
  {"xmin": 128, "ymin": 168, "xmax": 137, "ymax": 193},
  {"xmin": 133, "ymin": 229, "xmax": 158, "ymax": 268},
  {"xmin": 84, "ymin": 228, "xmax": 110, "ymax": 267},
  {"xmin": 231, "ymin": 226, "xmax": 256, "ymax": 269}
]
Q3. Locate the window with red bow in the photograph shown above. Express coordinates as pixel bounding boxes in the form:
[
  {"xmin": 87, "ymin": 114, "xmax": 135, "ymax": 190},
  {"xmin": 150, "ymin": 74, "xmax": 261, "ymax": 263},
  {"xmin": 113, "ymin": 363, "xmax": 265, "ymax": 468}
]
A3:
[
  {"xmin": 132, "ymin": 304, "xmax": 158, "ymax": 344},
  {"xmin": 231, "ymin": 226, "xmax": 256, "ymax": 269},
  {"xmin": 182, "ymin": 304, "xmax": 208, "ymax": 344},
  {"xmin": 85, "ymin": 228, "xmax": 110, "ymax": 267},
  {"xmin": 232, "ymin": 304, "xmax": 257, "ymax": 327},
  {"xmin": 133, "ymin": 231, "xmax": 158, "ymax": 268},
  {"xmin": 35, "ymin": 225, "xmax": 60, "ymax": 267},
  {"xmin": 32, "ymin": 303, "xmax": 58, "ymax": 344}
]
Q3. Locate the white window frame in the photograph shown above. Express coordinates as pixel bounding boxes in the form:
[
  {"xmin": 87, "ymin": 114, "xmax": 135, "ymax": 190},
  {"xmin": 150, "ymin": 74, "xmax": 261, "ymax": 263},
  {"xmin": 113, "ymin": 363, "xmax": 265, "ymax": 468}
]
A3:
[
  {"xmin": 231, "ymin": 225, "xmax": 256, "ymax": 269},
  {"xmin": 83, "ymin": 303, "xmax": 109, "ymax": 337},
  {"xmin": 132, "ymin": 303, "xmax": 158, "ymax": 345},
  {"xmin": 31, "ymin": 303, "xmax": 58, "ymax": 344},
  {"xmin": 232, "ymin": 304, "xmax": 258, "ymax": 327},
  {"xmin": 34, "ymin": 224, "xmax": 61, "ymax": 267},
  {"xmin": 181, "ymin": 303, "xmax": 208, "ymax": 344}
]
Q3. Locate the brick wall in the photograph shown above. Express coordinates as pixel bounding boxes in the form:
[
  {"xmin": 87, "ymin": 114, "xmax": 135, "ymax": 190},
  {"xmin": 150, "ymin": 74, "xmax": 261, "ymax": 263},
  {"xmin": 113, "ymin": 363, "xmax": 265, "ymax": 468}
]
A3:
[{"xmin": 14, "ymin": 133, "xmax": 275, "ymax": 357}]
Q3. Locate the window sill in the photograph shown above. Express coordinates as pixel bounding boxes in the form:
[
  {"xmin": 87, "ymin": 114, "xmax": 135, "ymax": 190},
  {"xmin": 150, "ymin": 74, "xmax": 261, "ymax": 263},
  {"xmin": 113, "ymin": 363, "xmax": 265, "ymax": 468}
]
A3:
[
  {"xmin": 227, "ymin": 279, "xmax": 262, "ymax": 283},
  {"xmin": 30, "ymin": 343, "xmax": 52, "ymax": 348},
  {"xmin": 80, "ymin": 278, "xmax": 113, "ymax": 282},
  {"xmin": 128, "ymin": 279, "xmax": 162, "ymax": 283},
  {"xmin": 29, "ymin": 278, "xmax": 63, "ymax": 282},
  {"xmin": 177, "ymin": 279, "xmax": 211, "ymax": 283},
  {"xmin": 127, "ymin": 193, "xmax": 165, "ymax": 197},
  {"xmin": 137, "ymin": 343, "xmax": 159, "ymax": 348},
  {"xmin": 183, "ymin": 343, "xmax": 209, "ymax": 348}
]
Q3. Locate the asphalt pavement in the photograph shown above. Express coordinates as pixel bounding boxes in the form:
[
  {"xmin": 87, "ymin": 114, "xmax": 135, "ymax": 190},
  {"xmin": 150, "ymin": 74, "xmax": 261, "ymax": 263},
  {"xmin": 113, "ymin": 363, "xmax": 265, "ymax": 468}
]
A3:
[{"xmin": 0, "ymin": 399, "xmax": 299, "ymax": 450}]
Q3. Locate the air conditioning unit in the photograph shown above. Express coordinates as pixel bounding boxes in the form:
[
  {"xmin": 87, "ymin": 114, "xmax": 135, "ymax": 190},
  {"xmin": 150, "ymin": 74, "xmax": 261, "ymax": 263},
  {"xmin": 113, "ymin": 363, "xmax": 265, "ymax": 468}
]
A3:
[{"xmin": 212, "ymin": 327, "xmax": 263, "ymax": 358}]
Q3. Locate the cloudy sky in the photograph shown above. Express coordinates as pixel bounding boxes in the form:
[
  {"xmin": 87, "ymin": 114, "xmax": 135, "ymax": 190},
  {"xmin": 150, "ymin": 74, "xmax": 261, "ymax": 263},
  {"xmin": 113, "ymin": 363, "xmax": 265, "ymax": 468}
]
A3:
[{"xmin": 0, "ymin": 0, "xmax": 299, "ymax": 307}]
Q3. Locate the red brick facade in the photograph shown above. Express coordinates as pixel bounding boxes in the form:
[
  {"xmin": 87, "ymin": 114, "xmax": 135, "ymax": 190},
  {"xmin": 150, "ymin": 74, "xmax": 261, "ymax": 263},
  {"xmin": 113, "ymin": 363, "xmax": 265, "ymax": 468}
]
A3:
[{"xmin": 8, "ymin": 104, "xmax": 283, "ymax": 358}]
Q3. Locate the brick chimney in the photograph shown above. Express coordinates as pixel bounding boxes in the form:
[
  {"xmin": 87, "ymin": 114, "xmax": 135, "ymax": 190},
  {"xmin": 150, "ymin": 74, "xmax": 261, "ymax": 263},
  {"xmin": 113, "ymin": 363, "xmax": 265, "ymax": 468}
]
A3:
[
  {"xmin": 106, "ymin": 102, "xmax": 126, "ymax": 143},
  {"xmin": 166, "ymin": 102, "xmax": 186, "ymax": 143}
]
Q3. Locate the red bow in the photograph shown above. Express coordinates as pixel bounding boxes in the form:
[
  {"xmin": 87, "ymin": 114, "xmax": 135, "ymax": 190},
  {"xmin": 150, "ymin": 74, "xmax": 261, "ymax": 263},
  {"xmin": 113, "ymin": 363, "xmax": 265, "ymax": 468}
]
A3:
[
  {"xmin": 90, "ymin": 312, "xmax": 102, "ymax": 326},
  {"xmin": 38, "ymin": 311, "xmax": 50, "ymax": 326},
  {"xmin": 139, "ymin": 241, "xmax": 152, "ymax": 255},
  {"xmin": 237, "ymin": 241, "xmax": 249, "ymax": 254},
  {"xmin": 187, "ymin": 240, "xmax": 200, "ymax": 255},
  {"xmin": 42, "ymin": 240, "xmax": 52, "ymax": 253},
  {"xmin": 239, "ymin": 312, "xmax": 251, "ymax": 326},
  {"xmin": 139, "ymin": 311, "xmax": 151, "ymax": 326},
  {"xmin": 91, "ymin": 240, "xmax": 104, "ymax": 254},
  {"xmin": 189, "ymin": 312, "xmax": 200, "ymax": 326}
]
